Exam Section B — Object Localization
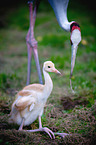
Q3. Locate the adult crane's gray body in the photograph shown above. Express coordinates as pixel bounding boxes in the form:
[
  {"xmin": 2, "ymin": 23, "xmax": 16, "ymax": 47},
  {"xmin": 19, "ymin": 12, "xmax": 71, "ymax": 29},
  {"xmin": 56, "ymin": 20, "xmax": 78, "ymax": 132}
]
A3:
[{"xmin": 26, "ymin": 0, "xmax": 81, "ymax": 90}]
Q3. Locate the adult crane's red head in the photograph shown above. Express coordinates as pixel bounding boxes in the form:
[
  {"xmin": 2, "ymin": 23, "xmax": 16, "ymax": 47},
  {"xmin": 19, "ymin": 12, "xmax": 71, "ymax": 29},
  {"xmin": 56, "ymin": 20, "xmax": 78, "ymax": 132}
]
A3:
[{"xmin": 48, "ymin": 0, "xmax": 81, "ymax": 79}]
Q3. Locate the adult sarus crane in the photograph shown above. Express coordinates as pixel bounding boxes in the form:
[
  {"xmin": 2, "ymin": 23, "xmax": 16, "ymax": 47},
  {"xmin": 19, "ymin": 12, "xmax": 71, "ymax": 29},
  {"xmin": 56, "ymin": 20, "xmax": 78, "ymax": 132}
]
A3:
[{"xmin": 26, "ymin": 0, "xmax": 81, "ymax": 87}]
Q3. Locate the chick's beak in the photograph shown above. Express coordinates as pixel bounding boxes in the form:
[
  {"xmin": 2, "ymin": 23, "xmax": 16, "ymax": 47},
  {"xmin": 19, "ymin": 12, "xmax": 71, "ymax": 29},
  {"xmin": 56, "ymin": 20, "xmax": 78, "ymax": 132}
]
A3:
[{"xmin": 52, "ymin": 68, "xmax": 61, "ymax": 75}]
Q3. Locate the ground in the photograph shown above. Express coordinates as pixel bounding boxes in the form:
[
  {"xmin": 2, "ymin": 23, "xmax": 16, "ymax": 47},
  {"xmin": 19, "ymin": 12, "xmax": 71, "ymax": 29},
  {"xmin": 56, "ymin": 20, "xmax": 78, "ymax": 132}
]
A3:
[{"xmin": 0, "ymin": 1, "xmax": 96, "ymax": 145}]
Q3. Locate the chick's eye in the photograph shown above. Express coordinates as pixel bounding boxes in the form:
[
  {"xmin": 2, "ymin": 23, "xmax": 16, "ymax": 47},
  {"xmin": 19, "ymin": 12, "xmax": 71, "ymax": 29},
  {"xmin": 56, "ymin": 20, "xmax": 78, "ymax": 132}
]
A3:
[{"xmin": 48, "ymin": 66, "xmax": 51, "ymax": 68}]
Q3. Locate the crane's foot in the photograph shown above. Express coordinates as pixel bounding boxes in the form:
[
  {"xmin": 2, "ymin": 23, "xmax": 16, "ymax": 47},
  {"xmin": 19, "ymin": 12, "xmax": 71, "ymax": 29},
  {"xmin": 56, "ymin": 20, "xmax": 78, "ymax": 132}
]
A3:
[
  {"xmin": 40, "ymin": 127, "xmax": 55, "ymax": 139},
  {"xmin": 22, "ymin": 127, "xmax": 55, "ymax": 139}
]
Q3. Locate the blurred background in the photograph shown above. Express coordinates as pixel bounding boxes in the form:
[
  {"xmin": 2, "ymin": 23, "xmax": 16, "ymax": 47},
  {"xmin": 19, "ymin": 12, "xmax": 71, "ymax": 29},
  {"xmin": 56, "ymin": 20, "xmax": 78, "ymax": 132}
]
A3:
[{"xmin": 0, "ymin": 0, "xmax": 96, "ymax": 144}]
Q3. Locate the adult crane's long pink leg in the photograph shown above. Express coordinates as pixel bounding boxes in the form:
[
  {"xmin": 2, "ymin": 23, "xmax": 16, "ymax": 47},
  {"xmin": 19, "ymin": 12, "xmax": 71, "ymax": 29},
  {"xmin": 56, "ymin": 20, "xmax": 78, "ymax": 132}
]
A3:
[
  {"xmin": 26, "ymin": 29, "xmax": 32, "ymax": 85},
  {"xmin": 26, "ymin": 2, "xmax": 43, "ymax": 85},
  {"xmin": 32, "ymin": 2, "xmax": 43, "ymax": 84}
]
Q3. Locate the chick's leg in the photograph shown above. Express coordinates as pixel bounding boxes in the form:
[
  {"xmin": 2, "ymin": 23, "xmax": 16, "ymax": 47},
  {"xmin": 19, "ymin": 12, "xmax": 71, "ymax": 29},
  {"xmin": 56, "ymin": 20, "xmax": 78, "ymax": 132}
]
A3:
[
  {"xmin": 38, "ymin": 116, "xmax": 55, "ymax": 139},
  {"xmin": 22, "ymin": 116, "xmax": 55, "ymax": 139},
  {"xmin": 19, "ymin": 117, "xmax": 69, "ymax": 138},
  {"xmin": 38, "ymin": 115, "xmax": 42, "ymax": 128},
  {"xmin": 19, "ymin": 118, "xmax": 25, "ymax": 130},
  {"xmin": 38, "ymin": 116, "xmax": 69, "ymax": 138}
]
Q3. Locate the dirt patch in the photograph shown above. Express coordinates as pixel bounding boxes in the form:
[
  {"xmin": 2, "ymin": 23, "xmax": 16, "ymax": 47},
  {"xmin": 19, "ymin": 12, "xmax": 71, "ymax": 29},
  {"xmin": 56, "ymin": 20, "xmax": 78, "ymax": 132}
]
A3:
[
  {"xmin": 0, "ymin": 128, "xmax": 96, "ymax": 145},
  {"xmin": 0, "ymin": 101, "xmax": 10, "ymax": 114},
  {"xmin": 0, "ymin": 101, "xmax": 96, "ymax": 144},
  {"xmin": 61, "ymin": 96, "xmax": 89, "ymax": 110}
]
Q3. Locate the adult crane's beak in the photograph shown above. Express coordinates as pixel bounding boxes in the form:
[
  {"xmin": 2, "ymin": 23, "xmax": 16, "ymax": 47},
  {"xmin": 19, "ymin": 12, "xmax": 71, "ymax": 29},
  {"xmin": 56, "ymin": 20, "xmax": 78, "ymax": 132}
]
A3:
[{"xmin": 70, "ymin": 45, "xmax": 78, "ymax": 78}]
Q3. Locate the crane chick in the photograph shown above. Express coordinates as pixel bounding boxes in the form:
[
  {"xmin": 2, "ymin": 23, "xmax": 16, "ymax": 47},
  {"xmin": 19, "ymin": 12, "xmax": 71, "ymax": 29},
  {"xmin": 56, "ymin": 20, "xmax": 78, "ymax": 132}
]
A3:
[{"xmin": 9, "ymin": 61, "xmax": 61, "ymax": 139}]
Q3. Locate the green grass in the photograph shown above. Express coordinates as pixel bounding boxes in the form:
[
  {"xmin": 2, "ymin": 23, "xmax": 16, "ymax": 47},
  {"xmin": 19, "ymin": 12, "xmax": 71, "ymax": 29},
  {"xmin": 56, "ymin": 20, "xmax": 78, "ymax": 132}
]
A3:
[{"xmin": 0, "ymin": 1, "xmax": 96, "ymax": 144}]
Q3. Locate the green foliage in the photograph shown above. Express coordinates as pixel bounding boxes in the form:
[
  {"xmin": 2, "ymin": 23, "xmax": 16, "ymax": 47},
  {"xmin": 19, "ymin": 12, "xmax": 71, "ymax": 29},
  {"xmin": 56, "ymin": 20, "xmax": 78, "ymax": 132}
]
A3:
[
  {"xmin": 0, "ymin": 73, "xmax": 19, "ymax": 91},
  {"xmin": 6, "ymin": 6, "xmax": 29, "ymax": 30},
  {"xmin": 39, "ymin": 34, "xmax": 68, "ymax": 48},
  {"xmin": 0, "ymin": 73, "xmax": 9, "ymax": 90}
]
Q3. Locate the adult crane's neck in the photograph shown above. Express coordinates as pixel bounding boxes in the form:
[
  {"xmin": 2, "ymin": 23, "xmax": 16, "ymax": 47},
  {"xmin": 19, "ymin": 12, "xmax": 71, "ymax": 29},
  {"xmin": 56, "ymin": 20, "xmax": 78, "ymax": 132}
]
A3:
[
  {"xmin": 43, "ymin": 69, "xmax": 53, "ymax": 98},
  {"xmin": 48, "ymin": 0, "xmax": 72, "ymax": 31},
  {"xmin": 53, "ymin": 5, "xmax": 72, "ymax": 31}
]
